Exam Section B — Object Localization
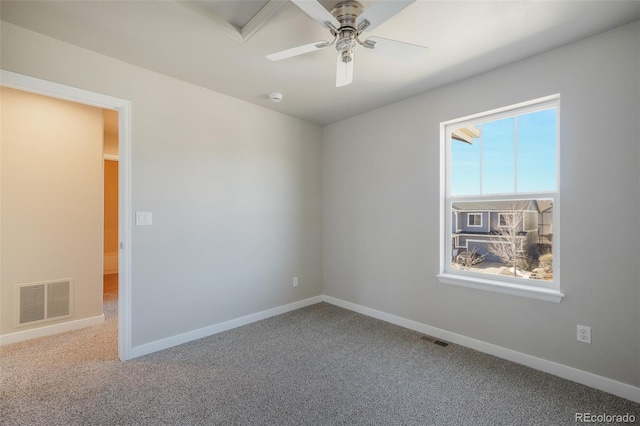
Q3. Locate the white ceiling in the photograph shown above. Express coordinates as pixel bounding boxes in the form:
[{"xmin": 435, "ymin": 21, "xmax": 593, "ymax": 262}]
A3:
[
  {"xmin": 186, "ymin": 0, "xmax": 271, "ymax": 28},
  {"xmin": 2, "ymin": 0, "xmax": 639, "ymax": 126}
]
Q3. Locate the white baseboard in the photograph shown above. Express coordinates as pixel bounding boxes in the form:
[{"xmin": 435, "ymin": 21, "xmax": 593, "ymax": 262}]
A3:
[
  {"xmin": 322, "ymin": 295, "xmax": 640, "ymax": 404},
  {"xmin": 130, "ymin": 295, "xmax": 324, "ymax": 359},
  {"xmin": 11, "ymin": 293, "xmax": 633, "ymax": 403},
  {"xmin": 0, "ymin": 314, "xmax": 105, "ymax": 346}
]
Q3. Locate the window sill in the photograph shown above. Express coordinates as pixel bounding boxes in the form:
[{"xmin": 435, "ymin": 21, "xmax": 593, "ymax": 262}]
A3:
[{"xmin": 437, "ymin": 273, "xmax": 564, "ymax": 303}]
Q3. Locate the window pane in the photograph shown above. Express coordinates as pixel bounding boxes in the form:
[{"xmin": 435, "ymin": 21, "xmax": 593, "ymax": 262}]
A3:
[
  {"xmin": 450, "ymin": 199, "xmax": 554, "ymax": 282},
  {"xmin": 517, "ymin": 108, "xmax": 557, "ymax": 192},
  {"xmin": 482, "ymin": 118, "xmax": 515, "ymax": 194},
  {"xmin": 451, "ymin": 136, "xmax": 480, "ymax": 196}
]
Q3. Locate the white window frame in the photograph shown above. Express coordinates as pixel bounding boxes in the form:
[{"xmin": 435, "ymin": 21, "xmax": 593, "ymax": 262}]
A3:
[
  {"xmin": 438, "ymin": 95, "xmax": 563, "ymax": 303},
  {"xmin": 467, "ymin": 213, "xmax": 483, "ymax": 227}
]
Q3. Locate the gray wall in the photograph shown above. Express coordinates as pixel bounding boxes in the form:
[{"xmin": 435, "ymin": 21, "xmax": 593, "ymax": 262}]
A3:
[
  {"xmin": 323, "ymin": 22, "xmax": 640, "ymax": 387},
  {"xmin": 1, "ymin": 22, "xmax": 324, "ymax": 347},
  {"xmin": 1, "ymin": 16, "xmax": 638, "ymax": 389}
]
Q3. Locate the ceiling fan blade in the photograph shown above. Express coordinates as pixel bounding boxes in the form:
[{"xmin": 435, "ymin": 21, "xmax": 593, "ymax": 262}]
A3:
[
  {"xmin": 357, "ymin": 0, "xmax": 415, "ymax": 32},
  {"xmin": 365, "ymin": 36, "xmax": 428, "ymax": 62},
  {"xmin": 266, "ymin": 40, "xmax": 331, "ymax": 61},
  {"xmin": 291, "ymin": 0, "xmax": 340, "ymax": 29},
  {"xmin": 336, "ymin": 51, "xmax": 354, "ymax": 87}
]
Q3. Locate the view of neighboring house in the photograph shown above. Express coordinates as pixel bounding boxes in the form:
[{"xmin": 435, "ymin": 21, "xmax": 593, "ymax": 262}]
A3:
[
  {"xmin": 451, "ymin": 199, "xmax": 552, "ymax": 264},
  {"xmin": 537, "ymin": 200, "xmax": 553, "ymax": 254}
]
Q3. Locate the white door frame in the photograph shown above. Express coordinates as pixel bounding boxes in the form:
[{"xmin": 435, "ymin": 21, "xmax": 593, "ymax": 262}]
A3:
[{"xmin": 1, "ymin": 70, "xmax": 133, "ymax": 360}]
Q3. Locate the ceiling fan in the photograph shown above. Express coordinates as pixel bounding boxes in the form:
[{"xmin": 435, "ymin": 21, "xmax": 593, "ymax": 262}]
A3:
[{"xmin": 267, "ymin": 0, "xmax": 428, "ymax": 87}]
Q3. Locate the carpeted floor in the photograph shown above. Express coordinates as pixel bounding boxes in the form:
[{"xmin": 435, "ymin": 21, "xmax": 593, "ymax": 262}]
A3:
[{"xmin": 1, "ymin": 289, "xmax": 638, "ymax": 425}]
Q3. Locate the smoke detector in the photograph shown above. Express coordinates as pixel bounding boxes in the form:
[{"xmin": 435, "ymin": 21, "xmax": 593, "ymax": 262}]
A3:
[{"xmin": 269, "ymin": 92, "xmax": 283, "ymax": 103}]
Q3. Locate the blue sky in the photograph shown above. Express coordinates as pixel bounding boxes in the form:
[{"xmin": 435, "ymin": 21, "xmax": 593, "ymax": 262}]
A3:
[{"xmin": 451, "ymin": 108, "xmax": 556, "ymax": 196}]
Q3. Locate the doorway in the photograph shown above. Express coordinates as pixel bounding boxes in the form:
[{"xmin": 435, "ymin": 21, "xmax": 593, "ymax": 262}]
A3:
[
  {"xmin": 103, "ymin": 109, "xmax": 119, "ymax": 324},
  {"xmin": 0, "ymin": 69, "xmax": 132, "ymax": 360}
]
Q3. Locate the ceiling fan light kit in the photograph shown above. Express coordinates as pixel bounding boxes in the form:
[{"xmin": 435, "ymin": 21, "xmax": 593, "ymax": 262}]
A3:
[{"xmin": 267, "ymin": 0, "xmax": 428, "ymax": 88}]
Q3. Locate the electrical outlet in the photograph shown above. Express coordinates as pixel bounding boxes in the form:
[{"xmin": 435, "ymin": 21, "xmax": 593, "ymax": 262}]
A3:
[
  {"xmin": 577, "ymin": 325, "xmax": 591, "ymax": 344},
  {"xmin": 292, "ymin": 277, "xmax": 299, "ymax": 288}
]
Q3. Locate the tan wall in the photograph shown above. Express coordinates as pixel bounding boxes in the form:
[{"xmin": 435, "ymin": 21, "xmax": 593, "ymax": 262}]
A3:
[
  {"xmin": 103, "ymin": 109, "xmax": 118, "ymax": 274},
  {"xmin": 103, "ymin": 134, "xmax": 118, "ymax": 156},
  {"xmin": 103, "ymin": 159, "xmax": 118, "ymax": 273},
  {"xmin": 0, "ymin": 86, "xmax": 104, "ymax": 335},
  {"xmin": 102, "ymin": 109, "xmax": 118, "ymax": 156}
]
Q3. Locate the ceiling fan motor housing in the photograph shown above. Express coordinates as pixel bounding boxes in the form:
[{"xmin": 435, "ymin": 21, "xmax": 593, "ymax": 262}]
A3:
[
  {"xmin": 331, "ymin": 1, "xmax": 364, "ymax": 62},
  {"xmin": 331, "ymin": 1, "xmax": 363, "ymax": 29}
]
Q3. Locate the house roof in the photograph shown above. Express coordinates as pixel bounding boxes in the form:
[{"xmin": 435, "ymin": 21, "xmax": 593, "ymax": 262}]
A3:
[
  {"xmin": 537, "ymin": 200, "xmax": 553, "ymax": 213},
  {"xmin": 451, "ymin": 126, "xmax": 481, "ymax": 144},
  {"xmin": 452, "ymin": 200, "xmax": 542, "ymax": 212}
]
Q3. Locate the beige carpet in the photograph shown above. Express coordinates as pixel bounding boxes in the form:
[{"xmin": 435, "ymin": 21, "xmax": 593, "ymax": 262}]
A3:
[{"xmin": 1, "ymin": 284, "xmax": 638, "ymax": 425}]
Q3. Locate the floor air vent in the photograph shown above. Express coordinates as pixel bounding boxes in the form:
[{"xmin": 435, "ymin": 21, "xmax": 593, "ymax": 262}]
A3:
[
  {"xmin": 18, "ymin": 280, "xmax": 72, "ymax": 325},
  {"xmin": 421, "ymin": 335, "xmax": 449, "ymax": 347}
]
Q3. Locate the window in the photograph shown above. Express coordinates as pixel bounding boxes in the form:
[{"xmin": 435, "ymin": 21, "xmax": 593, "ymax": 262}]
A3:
[
  {"xmin": 498, "ymin": 213, "xmax": 514, "ymax": 227},
  {"xmin": 439, "ymin": 95, "xmax": 563, "ymax": 302},
  {"xmin": 467, "ymin": 213, "xmax": 482, "ymax": 227}
]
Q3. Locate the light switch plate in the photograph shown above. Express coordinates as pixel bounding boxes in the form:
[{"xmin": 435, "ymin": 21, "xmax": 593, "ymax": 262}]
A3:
[{"xmin": 136, "ymin": 212, "xmax": 152, "ymax": 226}]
